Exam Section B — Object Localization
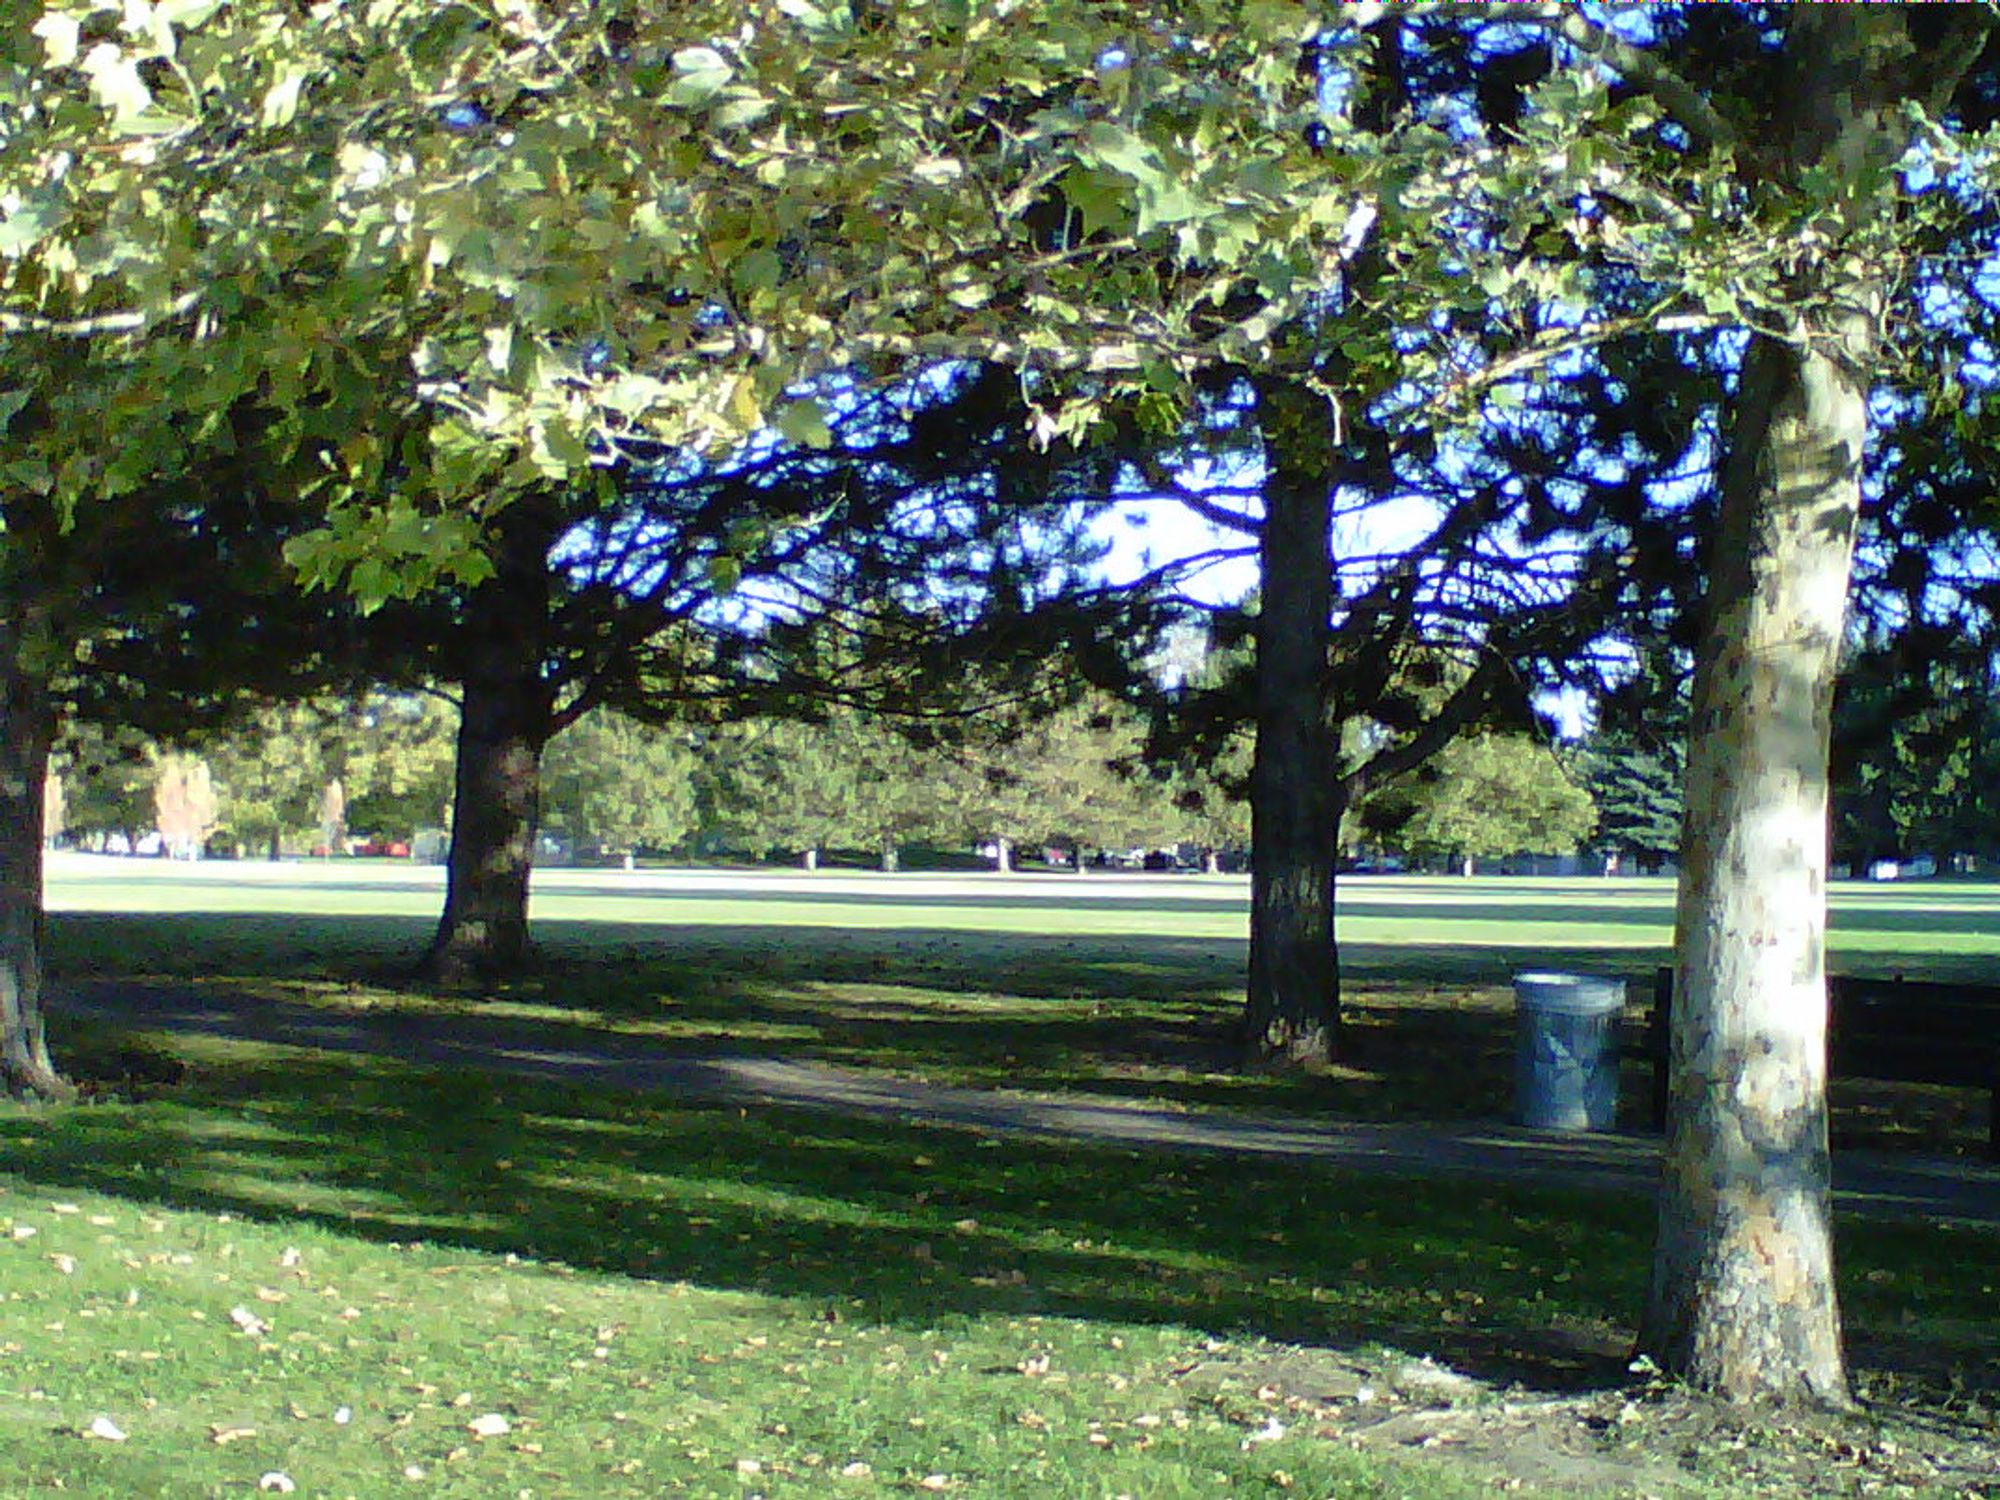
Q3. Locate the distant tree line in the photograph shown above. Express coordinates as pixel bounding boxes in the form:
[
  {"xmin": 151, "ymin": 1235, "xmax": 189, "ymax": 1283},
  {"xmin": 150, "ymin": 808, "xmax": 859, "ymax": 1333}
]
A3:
[{"xmin": 49, "ymin": 681, "xmax": 1622, "ymax": 876}]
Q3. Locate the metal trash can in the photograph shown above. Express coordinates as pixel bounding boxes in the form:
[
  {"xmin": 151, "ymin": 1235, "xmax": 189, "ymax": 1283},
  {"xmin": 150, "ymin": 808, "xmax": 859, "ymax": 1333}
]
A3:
[{"xmin": 1513, "ymin": 972, "xmax": 1626, "ymax": 1130}]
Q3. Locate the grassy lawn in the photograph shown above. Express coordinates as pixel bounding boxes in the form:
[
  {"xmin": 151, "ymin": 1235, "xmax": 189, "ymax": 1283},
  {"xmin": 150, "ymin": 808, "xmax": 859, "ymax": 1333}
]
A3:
[
  {"xmin": 42, "ymin": 861, "xmax": 2000, "ymax": 1151},
  {"xmin": 6, "ymin": 863, "xmax": 1998, "ymax": 1493},
  {"xmin": 3, "ymin": 1035, "xmax": 1996, "ymax": 1498}
]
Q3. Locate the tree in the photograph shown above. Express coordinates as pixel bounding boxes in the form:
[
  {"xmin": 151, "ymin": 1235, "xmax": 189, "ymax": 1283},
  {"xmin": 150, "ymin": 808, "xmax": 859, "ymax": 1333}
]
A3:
[
  {"xmin": 204, "ymin": 700, "xmax": 342, "ymax": 859},
  {"xmin": 1584, "ymin": 7, "xmax": 1994, "ymax": 1404},
  {"xmin": 339, "ymin": 694, "xmax": 458, "ymax": 842},
  {"xmin": 932, "ymin": 693, "xmax": 1163, "ymax": 869},
  {"xmin": 1831, "ymin": 628, "xmax": 2000, "ymax": 871},
  {"xmin": 40, "ymin": 765, "xmax": 62, "ymax": 850},
  {"xmin": 407, "ymin": 366, "xmax": 1153, "ymax": 975},
  {"xmin": 8, "ymin": 3, "xmax": 1993, "ymax": 1403},
  {"xmin": 50, "ymin": 725, "xmax": 156, "ymax": 854},
  {"xmin": 1359, "ymin": 732, "xmax": 1596, "ymax": 875},
  {"xmin": 152, "ymin": 754, "xmax": 218, "ymax": 860},
  {"xmin": 1574, "ymin": 734, "xmax": 1684, "ymax": 872},
  {"xmin": 541, "ymin": 710, "xmax": 700, "ymax": 859}
]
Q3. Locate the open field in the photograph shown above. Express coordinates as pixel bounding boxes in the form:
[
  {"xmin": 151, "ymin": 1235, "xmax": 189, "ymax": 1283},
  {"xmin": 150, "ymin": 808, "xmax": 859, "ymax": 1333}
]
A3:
[
  {"xmin": 43, "ymin": 856, "xmax": 2000, "ymax": 1147},
  {"xmin": 6, "ymin": 1030, "xmax": 1999, "ymax": 1497},
  {"xmin": 45, "ymin": 855, "xmax": 2000, "ymax": 966},
  {"xmin": 9, "ymin": 857, "xmax": 2000, "ymax": 1494}
]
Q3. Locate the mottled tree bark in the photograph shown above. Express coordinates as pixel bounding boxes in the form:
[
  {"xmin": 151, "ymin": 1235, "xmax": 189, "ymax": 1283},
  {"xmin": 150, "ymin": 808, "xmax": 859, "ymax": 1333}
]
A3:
[
  {"xmin": 1638, "ymin": 327, "xmax": 1869, "ymax": 1405},
  {"xmin": 0, "ymin": 605, "xmax": 67, "ymax": 1099},
  {"xmin": 1244, "ymin": 379, "xmax": 1340, "ymax": 1065},
  {"xmin": 1637, "ymin": 8, "xmax": 1933, "ymax": 1406},
  {"xmin": 424, "ymin": 502, "xmax": 560, "ymax": 980}
]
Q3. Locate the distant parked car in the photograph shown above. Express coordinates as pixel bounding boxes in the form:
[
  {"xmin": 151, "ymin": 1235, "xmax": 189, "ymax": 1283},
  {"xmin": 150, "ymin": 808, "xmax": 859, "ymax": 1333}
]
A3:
[{"xmin": 351, "ymin": 838, "xmax": 411, "ymax": 858}]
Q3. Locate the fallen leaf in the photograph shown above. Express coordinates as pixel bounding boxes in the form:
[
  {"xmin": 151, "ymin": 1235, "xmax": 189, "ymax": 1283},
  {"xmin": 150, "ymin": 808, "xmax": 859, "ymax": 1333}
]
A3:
[
  {"xmin": 279, "ymin": 1248, "xmax": 302, "ymax": 1268},
  {"xmin": 258, "ymin": 1475, "xmax": 296, "ymax": 1495},
  {"xmin": 229, "ymin": 1307, "xmax": 270, "ymax": 1337},
  {"xmin": 840, "ymin": 1461, "xmax": 872, "ymax": 1478},
  {"xmin": 51, "ymin": 1203, "xmax": 79, "ymax": 1216},
  {"xmin": 468, "ymin": 1413, "xmax": 510, "ymax": 1438},
  {"xmin": 333, "ymin": 1406, "xmax": 353, "ymax": 1425},
  {"xmin": 10, "ymin": 1226, "xmax": 36, "ymax": 1241},
  {"xmin": 49, "ymin": 1254, "xmax": 75, "ymax": 1276},
  {"xmin": 85, "ymin": 1416, "xmax": 128, "ymax": 1442},
  {"xmin": 209, "ymin": 1424, "xmax": 257, "ymax": 1445},
  {"xmin": 919, "ymin": 1476, "xmax": 952, "ymax": 1491},
  {"xmin": 735, "ymin": 1459, "xmax": 762, "ymax": 1475}
]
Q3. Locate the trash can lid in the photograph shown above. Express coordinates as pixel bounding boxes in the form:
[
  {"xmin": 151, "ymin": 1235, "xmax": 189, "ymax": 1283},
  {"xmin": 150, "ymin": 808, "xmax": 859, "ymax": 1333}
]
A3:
[{"xmin": 1513, "ymin": 971, "xmax": 1627, "ymax": 1015}]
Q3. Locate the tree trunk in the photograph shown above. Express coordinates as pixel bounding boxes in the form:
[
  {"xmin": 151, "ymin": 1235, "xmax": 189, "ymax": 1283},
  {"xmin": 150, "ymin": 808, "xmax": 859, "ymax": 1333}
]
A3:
[
  {"xmin": 879, "ymin": 835, "xmax": 899, "ymax": 873},
  {"xmin": 1638, "ymin": 325, "xmax": 1869, "ymax": 1405},
  {"xmin": 1637, "ymin": 7, "xmax": 1925, "ymax": 1407},
  {"xmin": 266, "ymin": 830, "xmax": 282, "ymax": 862},
  {"xmin": 802, "ymin": 846, "xmax": 819, "ymax": 872},
  {"xmin": 0, "ymin": 609, "xmax": 67, "ymax": 1100},
  {"xmin": 424, "ymin": 500, "xmax": 560, "ymax": 980},
  {"xmin": 992, "ymin": 836, "xmax": 1013, "ymax": 873},
  {"xmin": 1244, "ymin": 378, "xmax": 1340, "ymax": 1066}
]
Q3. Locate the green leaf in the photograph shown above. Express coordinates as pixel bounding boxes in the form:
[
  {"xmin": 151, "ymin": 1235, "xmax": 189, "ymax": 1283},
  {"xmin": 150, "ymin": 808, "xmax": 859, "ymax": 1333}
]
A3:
[
  {"xmin": 1059, "ymin": 165, "xmax": 1130, "ymax": 238},
  {"xmin": 1080, "ymin": 122, "xmax": 1163, "ymax": 185},
  {"xmin": 707, "ymin": 553, "xmax": 743, "ymax": 592},
  {"xmin": 731, "ymin": 247, "xmax": 783, "ymax": 296},
  {"xmin": 80, "ymin": 43, "xmax": 153, "ymax": 123},
  {"xmin": 262, "ymin": 68, "xmax": 307, "ymax": 128},
  {"xmin": 667, "ymin": 46, "xmax": 733, "ymax": 109},
  {"xmin": 774, "ymin": 398, "xmax": 833, "ymax": 450},
  {"xmin": 31, "ymin": 13, "xmax": 80, "ymax": 69},
  {"xmin": 156, "ymin": 0, "xmax": 226, "ymax": 23},
  {"xmin": 0, "ymin": 196, "xmax": 67, "ymax": 257}
]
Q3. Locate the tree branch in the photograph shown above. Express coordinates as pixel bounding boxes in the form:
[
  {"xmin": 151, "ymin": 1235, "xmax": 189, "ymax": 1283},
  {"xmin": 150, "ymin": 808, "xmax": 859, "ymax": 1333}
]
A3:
[{"xmin": 1475, "ymin": 3, "xmax": 1739, "ymax": 153}]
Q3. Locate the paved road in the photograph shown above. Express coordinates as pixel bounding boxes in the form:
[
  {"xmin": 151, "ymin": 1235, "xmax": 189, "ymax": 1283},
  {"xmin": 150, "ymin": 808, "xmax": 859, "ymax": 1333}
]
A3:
[{"xmin": 58, "ymin": 979, "xmax": 2000, "ymax": 1230}]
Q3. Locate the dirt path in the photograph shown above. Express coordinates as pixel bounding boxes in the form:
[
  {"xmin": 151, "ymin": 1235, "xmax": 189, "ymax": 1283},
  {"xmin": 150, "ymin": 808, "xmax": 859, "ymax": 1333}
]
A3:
[{"xmin": 58, "ymin": 978, "xmax": 2000, "ymax": 1228}]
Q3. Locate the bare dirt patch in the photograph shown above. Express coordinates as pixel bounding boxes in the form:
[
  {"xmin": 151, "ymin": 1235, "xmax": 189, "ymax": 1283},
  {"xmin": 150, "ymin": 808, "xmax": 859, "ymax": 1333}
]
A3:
[{"xmin": 1170, "ymin": 1341, "xmax": 2000, "ymax": 1496}]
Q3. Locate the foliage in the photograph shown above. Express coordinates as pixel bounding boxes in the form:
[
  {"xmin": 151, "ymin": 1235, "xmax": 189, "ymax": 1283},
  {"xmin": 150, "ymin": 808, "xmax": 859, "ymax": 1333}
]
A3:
[
  {"xmin": 1572, "ymin": 734, "xmax": 1684, "ymax": 869},
  {"xmin": 335, "ymin": 694, "xmax": 458, "ymax": 840},
  {"xmin": 541, "ymin": 709, "xmax": 700, "ymax": 856},
  {"xmin": 149, "ymin": 754, "xmax": 217, "ymax": 858},
  {"xmin": 201, "ymin": 700, "xmax": 345, "ymax": 857},
  {"xmin": 51, "ymin": 723, "xmax": 156, "ymax": 848},
  {"xmin": 1832, "ymin": 631, "xmax": 2000, "ymax": 867},
  {"xmin": 1359, "ymin": 734, "xmax": 1596, "ymax": 871}
]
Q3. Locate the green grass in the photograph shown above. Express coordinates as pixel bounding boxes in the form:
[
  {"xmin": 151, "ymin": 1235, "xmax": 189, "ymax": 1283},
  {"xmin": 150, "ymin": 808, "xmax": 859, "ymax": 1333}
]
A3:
[
  {"xmin": 47, "ymin": 863, "xmax": 2000, "ymax": 963},
  {"xmin": 43, "ymin": 865, "xmax": 2000, "ymax": 1150},
  {"xmin": 8, "ymin": 867, "xmax": 2000, "ymax": 1494},
  {"xmin": 3, "ymin": 1039, "xmax": 1994, "ymax": 1498}
]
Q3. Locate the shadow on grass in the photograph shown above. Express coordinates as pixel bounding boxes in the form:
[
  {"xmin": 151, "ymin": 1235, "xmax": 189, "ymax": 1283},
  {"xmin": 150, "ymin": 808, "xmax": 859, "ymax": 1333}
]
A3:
[
  {"xmin": 54, "ymin": 912, "xmax": 1681, "ymax": 1122},
  {"xmin": 2, "ymin": 1040, "xmax": 1647, "ymax": 1393},
  {"xmin": 56, "ymin": 912, "xmax": 1991, "ymax": 1146},
  {"xmin": 7, "ymin": 1040, "xmax": 1993, "ymax": 1404}
]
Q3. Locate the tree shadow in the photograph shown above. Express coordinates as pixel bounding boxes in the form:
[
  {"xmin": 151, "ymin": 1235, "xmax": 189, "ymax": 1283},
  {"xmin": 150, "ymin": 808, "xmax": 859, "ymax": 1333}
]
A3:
[
  {"xmin": 8, "ymin": 1042, "xmax": 1993, "ymax": 1403},
  {"xmin": 0, "ymin": 1043, "xmax": 1650, "ymax": 1395}
]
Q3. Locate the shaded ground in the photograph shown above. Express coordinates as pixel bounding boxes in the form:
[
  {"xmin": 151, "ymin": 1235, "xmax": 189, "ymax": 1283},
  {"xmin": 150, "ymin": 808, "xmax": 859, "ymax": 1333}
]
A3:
[
  {"xmin": 54, "ymin": 976, "xmax": 2000, "ymax": 1231},
  {"xmin": 30, "ymin": 886, "xmax": 2000, "ymax": 1495},
  {"xmin": 33, "ymin": 993, "xmax": 2000, "ymax": 1497}
]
